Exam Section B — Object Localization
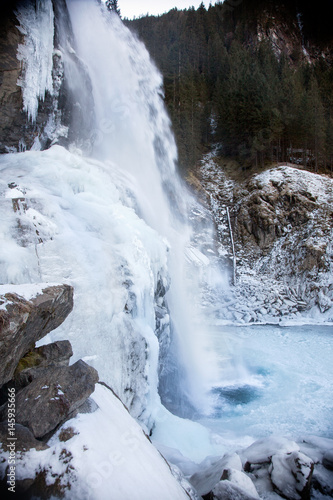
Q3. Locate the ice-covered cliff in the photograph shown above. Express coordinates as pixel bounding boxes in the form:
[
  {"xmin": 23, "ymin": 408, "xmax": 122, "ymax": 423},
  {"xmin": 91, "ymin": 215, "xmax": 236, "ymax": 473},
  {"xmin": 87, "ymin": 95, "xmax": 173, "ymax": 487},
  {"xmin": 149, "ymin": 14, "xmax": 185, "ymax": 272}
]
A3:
[{"xmin": 0, "ymin": 0, "xmax": 218, "ymax": 429}]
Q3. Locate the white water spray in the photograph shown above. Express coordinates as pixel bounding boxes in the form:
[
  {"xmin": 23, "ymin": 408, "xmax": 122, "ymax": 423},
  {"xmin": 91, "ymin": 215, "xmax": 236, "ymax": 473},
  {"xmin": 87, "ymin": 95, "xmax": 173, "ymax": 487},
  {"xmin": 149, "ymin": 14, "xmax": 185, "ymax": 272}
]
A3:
[
  {"xmin": 0, "ymin": 0, "xmax": 223, "ymax": 422},
  {"xmin": 65, "ymin": 0, "xmax": 222, "ymax": 414}
]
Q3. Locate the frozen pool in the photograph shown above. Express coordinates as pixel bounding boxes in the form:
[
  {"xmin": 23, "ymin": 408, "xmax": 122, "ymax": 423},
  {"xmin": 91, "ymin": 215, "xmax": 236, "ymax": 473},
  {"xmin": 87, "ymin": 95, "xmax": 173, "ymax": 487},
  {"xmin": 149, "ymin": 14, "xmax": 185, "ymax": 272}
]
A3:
[{"xmin": 197, "ymin": 324, "xmax": 333, "ymax": 441}]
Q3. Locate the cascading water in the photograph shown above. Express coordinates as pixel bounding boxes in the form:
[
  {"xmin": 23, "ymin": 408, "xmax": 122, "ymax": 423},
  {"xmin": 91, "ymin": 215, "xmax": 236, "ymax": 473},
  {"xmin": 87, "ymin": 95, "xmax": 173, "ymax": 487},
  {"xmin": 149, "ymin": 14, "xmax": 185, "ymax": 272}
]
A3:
[
  {"xmin": 1, "ymin": 4, "xmax": 333, "ymax": 490},
  {"xmin": 65, "ymin": 0, "xmax": 225, "ymax": 416},
  {"xmin": 0, "ymin": 0, "xmax": 223, "ymax": 428}
]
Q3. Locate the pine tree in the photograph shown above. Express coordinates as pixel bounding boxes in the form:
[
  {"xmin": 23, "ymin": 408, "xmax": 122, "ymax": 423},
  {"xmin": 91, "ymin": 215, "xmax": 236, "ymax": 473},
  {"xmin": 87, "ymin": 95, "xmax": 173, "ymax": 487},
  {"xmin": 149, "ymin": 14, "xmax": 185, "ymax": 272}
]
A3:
[{"xmin": 106, "ymin": 0, "xmax": 121, "ymax": 17}]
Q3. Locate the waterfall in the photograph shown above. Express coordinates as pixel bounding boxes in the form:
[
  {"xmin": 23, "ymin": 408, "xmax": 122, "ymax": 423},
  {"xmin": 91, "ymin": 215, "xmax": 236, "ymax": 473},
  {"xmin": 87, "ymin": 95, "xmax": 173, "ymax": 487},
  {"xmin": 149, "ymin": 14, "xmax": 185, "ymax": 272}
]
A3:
[
  {"xmin": 0, "ymin": 0, "xmax": 222, "ymax": 427},
  {"xmin": 64, "ymin": 0, "xmax": 221, "ymax": 416}
]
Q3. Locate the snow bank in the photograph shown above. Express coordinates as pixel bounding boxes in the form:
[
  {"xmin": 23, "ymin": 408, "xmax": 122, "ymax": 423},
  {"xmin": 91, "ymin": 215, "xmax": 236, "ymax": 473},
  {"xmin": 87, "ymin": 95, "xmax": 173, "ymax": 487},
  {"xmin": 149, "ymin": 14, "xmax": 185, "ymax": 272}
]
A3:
[
  {"xmin": 0, "ymin": 283, "xmax": 61, "ymax": 303},
  {"xmin": 0, "ymin": 384, "xmax": 190, "ymax": 500}
]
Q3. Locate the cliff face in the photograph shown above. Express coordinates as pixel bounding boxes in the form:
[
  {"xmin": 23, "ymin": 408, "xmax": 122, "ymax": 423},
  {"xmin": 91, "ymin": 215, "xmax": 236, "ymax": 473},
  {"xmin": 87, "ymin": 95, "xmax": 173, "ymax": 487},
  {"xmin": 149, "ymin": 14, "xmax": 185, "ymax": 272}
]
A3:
[
  {"xmin": 0, "ymin": 1, "xmax": 94, "ymax": 155},
  {"xmin": 254, "ymin": 3, "xmax": 332, "ymax": 64},
  {"xmin": 0, "ymin": 4, "xmax": 31, "ymax": 153},
  {"xmin": 234, "ymin": 167, "xmax": 333, "ymax": 306},
  {"xmin": 198, "ymin": 154, "xmax": 333, "ymax": 323}
]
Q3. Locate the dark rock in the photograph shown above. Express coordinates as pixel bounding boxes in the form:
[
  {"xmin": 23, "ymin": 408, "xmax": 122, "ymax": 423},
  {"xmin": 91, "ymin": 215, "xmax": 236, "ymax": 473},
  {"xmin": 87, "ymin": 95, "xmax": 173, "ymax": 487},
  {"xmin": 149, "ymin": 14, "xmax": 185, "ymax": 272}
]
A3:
[
  {"xmin": 0, "ymin": 422, "xmax": 49, "ymax": 452},
  {"xmin": 323, "ymin": 449, "xmax": 333, "ymax": 471},
  {"xmin": 58, "ymin": 426, "xmax": 78, "ymax": 442},
  {"xmin": 0, "ymin": 3, "xmax": 27, "ymax": 154},
  {"xmin": 23, "ymin": 467, "xmax": 72, "ymax": 499},
  {"xmin": 269, "ymin": 451, "xmax": 314, "ymax": 500},
  {"xmin": 14, "ymin": 340, "xmax": 73, "ymax": 388},
  {"xmin": 0, "ymin": 284, "xmax": 74, "ymax": 387},
  {"xmin": 312, "ymin": 464, "xmax": 333, "ymax": 496},
  {"xmin": 0, "ymin": 360, "xmax": 98, "ymax": 438},
  {"xmin": 34, "ymin": 340, "xmax": 73, "ymax": 367}
]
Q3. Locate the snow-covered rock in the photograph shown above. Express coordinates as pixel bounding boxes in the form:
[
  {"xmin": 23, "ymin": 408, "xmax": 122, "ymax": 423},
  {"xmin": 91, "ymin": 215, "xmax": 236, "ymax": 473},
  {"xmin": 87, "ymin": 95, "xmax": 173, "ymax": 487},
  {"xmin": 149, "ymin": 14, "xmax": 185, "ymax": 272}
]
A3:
[
  {"xmin": 189, "ymin": 452, "xmax": 243, "ymax": 495},
  {"xmin": 198, "ymin": 153, "xmax": 333, "ymax": 324},
  {"xmin": 210, "ymin": 479, "xmax": 260, "ymax": 500},
  {"xmin": 221, "ymin": 468, "xmax": 260, "ymax": 498},
  {"xmin": 312, "ymin": 464, "xmax": 333, "ymax": 497},
  {"xmin": 241, "ymin": 436, "xmax": 300, "ymax": 466},
  {"xmin": 269, "ymin": 451, "xmax": 314, "ymax": 500},
  {"xmin": 323, "ymin": 449, "xmax": 333, "ymax": 471}
]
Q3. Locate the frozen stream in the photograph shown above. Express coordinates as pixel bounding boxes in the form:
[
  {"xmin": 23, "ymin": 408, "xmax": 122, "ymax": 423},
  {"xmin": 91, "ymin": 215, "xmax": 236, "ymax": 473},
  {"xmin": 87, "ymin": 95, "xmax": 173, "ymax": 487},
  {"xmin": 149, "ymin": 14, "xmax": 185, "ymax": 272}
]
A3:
[{"xmin": 198, "ymin": 324, "xmax": 333, "ymax": 442}]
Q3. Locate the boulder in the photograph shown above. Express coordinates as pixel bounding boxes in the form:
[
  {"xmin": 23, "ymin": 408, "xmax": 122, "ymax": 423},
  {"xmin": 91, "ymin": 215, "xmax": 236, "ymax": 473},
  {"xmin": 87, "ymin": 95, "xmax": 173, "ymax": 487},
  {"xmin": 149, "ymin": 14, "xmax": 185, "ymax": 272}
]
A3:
[
  {"xmin": 0, "ymin": 284, "xmax": 74, "ymax": 387},
  {"xmin": 14, "ymin": 340, "xmax": 73, "ymax": 388},
  {"xmin": 242, "ymin": 436, "xmax": 300, "ymax": 466},
  {"xmin": 269, "ymin": 451, "xmax": 314, "ymax": 500},
  {"xmin": 312, "ymin": 464, "xmax": 333, "ymax": 497},
  {"xmin": 190, "ymin": 453, "xmax": 243, "ymax": 496},
  {"xmin": 0, "ymin": 360, "xmax": 98, "ymax": 438},
  {"xmin": 209, "ymin": 480, "xmax": 260, "ymax": 500},
  {"xmin": 0, "ymin": 422, "xmax": 49, "ymax": 452},
  {"xmin": 221, "ymin": 468, "xmax": 259, "ymax": 498}
]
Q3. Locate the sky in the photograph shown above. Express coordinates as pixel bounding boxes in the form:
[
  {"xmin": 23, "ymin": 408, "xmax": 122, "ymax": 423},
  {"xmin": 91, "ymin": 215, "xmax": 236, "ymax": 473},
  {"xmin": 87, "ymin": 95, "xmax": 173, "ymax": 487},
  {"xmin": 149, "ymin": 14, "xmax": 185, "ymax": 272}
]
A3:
[{"xmin": 119, "ymin": 0, "xmax": 214, "ymax": 19}]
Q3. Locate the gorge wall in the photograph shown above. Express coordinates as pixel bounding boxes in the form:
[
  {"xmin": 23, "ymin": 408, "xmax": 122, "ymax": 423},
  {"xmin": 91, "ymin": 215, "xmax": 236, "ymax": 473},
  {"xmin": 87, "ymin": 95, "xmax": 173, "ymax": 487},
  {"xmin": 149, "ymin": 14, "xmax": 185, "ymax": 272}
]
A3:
[
  {"xmin": 197, "ymin": 154, "xmax": 333, "ymax": 324},
  {"xmin": 0, "ymin": 0, "xmax": 94, "ymax": 155}
]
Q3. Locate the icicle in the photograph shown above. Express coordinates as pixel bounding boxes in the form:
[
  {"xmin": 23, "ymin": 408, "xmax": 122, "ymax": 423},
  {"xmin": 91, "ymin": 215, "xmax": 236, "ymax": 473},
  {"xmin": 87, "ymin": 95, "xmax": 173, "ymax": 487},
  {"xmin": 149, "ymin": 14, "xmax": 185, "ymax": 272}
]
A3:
[
  {"xmin": 226, "ymin": 206, "xmax": 236, "ymax": 286},
  {"xmin": 16, "ymin": 0, "xmax": 54, "ymax": 122}
]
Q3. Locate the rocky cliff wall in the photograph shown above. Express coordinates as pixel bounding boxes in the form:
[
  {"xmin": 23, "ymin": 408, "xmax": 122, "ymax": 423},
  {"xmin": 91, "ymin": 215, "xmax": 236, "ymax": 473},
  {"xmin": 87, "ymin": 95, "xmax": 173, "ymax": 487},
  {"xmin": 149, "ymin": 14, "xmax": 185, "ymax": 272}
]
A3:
[
  {"xmin": 0, "ymin": 1, "xmax": 94, "ymax": 155},
  {"xmin": 198, "ymin": 154, "xmax": 333, "ymax": 323}
]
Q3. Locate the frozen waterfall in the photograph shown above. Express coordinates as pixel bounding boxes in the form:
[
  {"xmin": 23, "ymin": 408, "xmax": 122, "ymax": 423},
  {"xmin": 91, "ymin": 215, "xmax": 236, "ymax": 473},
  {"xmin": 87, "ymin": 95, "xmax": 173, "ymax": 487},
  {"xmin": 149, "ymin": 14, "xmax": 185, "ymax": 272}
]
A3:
[{"xmin": 0, "ymin": 0, "xmax": 223, "ymax": 429}]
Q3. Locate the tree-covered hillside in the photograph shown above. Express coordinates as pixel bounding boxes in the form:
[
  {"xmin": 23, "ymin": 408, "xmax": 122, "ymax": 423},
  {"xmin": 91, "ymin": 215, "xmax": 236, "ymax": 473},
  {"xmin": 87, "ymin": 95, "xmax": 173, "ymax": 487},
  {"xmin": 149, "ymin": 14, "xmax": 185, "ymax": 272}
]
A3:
[{"xmin": 125, "ymin": 0, "xmax": 333, "ymax": 174}]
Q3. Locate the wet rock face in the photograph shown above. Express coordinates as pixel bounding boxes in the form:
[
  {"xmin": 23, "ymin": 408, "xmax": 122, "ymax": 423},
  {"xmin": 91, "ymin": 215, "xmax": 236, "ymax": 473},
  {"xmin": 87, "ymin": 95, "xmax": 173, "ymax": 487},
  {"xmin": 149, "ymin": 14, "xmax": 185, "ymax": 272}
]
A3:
[{"xmin": 0, "ymin": 284, "xmax": 74, "ymax": 387}]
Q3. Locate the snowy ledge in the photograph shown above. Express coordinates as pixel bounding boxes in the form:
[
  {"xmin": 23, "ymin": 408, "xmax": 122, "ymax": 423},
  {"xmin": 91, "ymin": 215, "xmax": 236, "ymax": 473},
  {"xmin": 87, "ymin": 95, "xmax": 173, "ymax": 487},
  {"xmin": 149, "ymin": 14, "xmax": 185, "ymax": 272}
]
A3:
[{"xmin": 0, "ymin": 283, "xmax": 66, "ymax": 310}]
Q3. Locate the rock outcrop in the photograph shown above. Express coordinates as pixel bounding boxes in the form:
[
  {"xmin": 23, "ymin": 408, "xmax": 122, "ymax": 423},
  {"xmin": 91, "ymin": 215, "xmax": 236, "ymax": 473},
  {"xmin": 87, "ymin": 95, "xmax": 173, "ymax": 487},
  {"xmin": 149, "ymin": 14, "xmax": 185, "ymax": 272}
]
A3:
[
  {"xmin": 0, "ymin": 422, "xmax": 49, "ymax": 452},
  {"xmin": 0, "ymin": 1, "xmax": 94, "ymax": 154},
  {"xmin": 0, "ymin": 360, "xmax": 98, "ymax": 439},
  {"xmin": 0, "ymin": 284, "xmax": 74, "ymax": 387},
  {"xmin": 198, "ymin": 154, "xmax": 333, "ymax": 323},
  {"xmin": 269, "ymin": 451, "xmax": 314, "ymax": 500},
  {"xmin": 0, "ymin": 284, "xmax": 98, "ymax": 457},
  {"xmin": 233, "ymin": 167, "xmax": 333, "ymax": 271},
  {"xmin": 14, "ymin": 340, "xmax": 73, "ymax": 388}
]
